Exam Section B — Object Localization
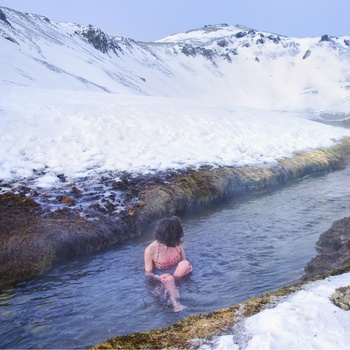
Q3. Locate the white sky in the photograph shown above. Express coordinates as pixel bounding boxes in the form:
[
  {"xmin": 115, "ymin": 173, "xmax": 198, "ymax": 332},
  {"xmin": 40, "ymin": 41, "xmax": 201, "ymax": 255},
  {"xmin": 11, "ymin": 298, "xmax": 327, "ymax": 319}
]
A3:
[{"xmin": 1, "ymin": 0, "xmax": 349, "ymax": 41}]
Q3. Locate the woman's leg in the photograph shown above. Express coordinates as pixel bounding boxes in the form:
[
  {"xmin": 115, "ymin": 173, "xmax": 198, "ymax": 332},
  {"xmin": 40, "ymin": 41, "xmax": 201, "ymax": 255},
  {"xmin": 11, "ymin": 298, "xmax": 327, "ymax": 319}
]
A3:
[
  {"xmin": 159, "ymin": 274, "xmax": 184, "ymax": 312},
  {"xmin": 173, "ymin": 260, "xmax": 192, "ymax": 278}
]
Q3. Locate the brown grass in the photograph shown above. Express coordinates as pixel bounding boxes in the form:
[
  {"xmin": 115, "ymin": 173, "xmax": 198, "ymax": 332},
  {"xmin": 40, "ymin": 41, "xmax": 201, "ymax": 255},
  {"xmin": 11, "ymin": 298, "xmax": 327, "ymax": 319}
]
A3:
[
  {"xmin": 1, "ymin": 137, "xmax": 350, "ymax": 287},
  {"xmin": 138, "ymin": 137, "xmax": 350, "ymax": 224},
  {"xmin": 91, "ymin": 283, "xmax": 308, "ymax": 349}
]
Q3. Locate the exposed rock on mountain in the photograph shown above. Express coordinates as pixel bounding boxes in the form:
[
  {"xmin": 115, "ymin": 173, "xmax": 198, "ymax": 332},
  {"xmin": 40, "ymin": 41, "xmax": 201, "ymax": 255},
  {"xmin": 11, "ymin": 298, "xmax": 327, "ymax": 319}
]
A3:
[
  {"xmin": 1, "ymin": 7, "xmax": 350, "ymax": 111},
  {"xmin": 0, "ymin": 8, "xmax": 12, "ymax": 28},
  {"xmin": 0, "ymin": 8, "xmax": 9, "ymax": 24},
  {"xmin": 0, "ymin": 8, "xmax": 6, "ymax": 21},
  {"xmin": 321, "ymin": 34, "xmax": 331, "ymax": 42},
  {"xmin": 78, "ymin": 25, "xmax": 123, "ymax": 55},
  {"xmin": 303, "ymin": 49, "xmax": 311, "ymax": 59}
]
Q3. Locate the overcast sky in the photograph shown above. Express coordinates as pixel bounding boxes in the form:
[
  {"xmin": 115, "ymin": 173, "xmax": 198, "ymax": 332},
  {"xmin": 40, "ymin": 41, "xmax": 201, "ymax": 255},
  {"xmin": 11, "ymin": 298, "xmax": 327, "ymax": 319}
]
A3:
[{"xmin": 1, "ymin": 0, "xmax": 349, "ymax": 41}]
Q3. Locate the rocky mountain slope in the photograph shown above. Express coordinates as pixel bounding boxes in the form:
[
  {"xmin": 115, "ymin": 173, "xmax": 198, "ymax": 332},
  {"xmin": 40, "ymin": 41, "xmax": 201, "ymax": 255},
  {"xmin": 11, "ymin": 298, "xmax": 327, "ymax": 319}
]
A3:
[{"xmin": 1, "ymin": 6, "xmax": 350, "ymax": 112}]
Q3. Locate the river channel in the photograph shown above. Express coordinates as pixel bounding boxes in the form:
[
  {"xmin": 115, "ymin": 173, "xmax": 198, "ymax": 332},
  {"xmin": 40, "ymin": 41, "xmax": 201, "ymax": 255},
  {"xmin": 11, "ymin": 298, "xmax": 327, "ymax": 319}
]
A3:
[{"xmin": 1, "ymin": 160, "xmax": 350, "ymax": 349}]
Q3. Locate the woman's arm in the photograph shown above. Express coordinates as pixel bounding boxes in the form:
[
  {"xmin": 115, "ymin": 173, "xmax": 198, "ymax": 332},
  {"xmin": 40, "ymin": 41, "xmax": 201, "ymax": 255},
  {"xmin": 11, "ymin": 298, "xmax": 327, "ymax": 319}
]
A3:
[
  {"xmin": 144, "ymin": 244, "xmax": 163, "ymax": 280},
  {"xmin": 144, "ymin": 245, "xmax": 154, "ymax": 272},
  {"xmin": 179, "ymin": 244, "xmax": 186, "ymax": 261}
]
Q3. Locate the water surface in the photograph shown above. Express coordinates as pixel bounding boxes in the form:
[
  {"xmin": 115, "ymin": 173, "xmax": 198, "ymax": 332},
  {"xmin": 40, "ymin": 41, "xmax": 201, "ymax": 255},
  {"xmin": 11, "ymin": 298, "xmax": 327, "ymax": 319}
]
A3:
[{"xmin": 1, "ymin": 164, "xmax": 350, "ymax": 349}]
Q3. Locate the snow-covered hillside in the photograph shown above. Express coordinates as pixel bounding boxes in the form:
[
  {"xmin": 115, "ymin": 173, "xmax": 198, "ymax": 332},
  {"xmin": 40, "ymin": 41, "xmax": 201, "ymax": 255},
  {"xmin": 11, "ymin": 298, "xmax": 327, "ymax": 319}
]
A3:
[
  {"xmin": 1, "ymin": 8, "xmax": 350, "ymax": 349},
  {"xmin": 2, "ymin": 6, "xmax": 350, "ymax": 112},
  {"xmin": 1, "ymin": 6, "xmax": 350, "ymax": 191}
]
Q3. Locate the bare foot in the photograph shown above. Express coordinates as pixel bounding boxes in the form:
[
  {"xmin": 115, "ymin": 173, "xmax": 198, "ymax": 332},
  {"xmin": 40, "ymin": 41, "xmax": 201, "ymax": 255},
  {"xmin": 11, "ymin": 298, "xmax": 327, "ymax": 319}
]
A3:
[{"xmin": 173, "ymin": 301, "xmax": 186, "ymax": 312}]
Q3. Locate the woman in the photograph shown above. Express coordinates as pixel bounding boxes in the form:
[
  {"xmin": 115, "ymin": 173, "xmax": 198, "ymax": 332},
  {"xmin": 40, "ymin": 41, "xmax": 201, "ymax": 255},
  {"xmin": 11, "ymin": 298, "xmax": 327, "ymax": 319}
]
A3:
[{"xmin": 144, "ymin": 216, "xmax": 192, "ymax": 312}]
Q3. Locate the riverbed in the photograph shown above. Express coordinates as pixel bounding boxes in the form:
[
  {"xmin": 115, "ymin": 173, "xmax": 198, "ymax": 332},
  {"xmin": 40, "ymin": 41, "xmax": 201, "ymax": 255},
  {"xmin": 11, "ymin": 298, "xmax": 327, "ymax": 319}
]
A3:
[{"xmin": 1, "ymin": 160, "xmax": 349, "ymax": 349}]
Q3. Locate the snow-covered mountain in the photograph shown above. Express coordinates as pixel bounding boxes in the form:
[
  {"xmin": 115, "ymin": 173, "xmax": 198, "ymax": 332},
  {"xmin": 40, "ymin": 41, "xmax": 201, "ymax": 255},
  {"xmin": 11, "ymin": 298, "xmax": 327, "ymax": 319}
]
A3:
[
  {"xmin": 2, "ymin": 8, "xmax": 350, "ymax": 350},
  {"xmin": 1, "ymin": 5, "xmax": 350, "ymax": 191},
  {"xmin": 1, "ymin": 6, "xmax": 350, "ymax": 112}
]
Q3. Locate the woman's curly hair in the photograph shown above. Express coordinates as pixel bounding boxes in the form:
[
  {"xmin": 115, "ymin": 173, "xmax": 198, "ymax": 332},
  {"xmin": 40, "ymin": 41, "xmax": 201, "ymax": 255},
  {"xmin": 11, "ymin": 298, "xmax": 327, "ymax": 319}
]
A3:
[{"xmin": 154, "ymin": 216, "xmax": 184, "ymax": 247}]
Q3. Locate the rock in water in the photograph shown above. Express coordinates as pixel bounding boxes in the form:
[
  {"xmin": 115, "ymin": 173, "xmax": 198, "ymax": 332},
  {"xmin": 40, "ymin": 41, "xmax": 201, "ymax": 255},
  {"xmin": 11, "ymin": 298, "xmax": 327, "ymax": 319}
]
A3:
[{"xmin": 303, "ymin": 216, "xmax": 350, "ymax": 280}]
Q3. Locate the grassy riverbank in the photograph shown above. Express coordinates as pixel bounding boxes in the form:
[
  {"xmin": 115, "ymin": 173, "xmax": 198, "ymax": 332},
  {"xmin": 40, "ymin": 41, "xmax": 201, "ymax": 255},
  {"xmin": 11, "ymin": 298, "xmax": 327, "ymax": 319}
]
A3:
[
  {"xmin": 1, "ymin": 138, "xmax": 350, "ymax": 287},
  {"xmin": 90, "ymin": 281, "xmax": 308, "ymax": 349},
  {"xmin": 138, "ymin": 138, "xmax": 350, "ymax": 222},
  {"xmin": 92, "ymin": 264, "xmax": 350, "ymax": 350}
]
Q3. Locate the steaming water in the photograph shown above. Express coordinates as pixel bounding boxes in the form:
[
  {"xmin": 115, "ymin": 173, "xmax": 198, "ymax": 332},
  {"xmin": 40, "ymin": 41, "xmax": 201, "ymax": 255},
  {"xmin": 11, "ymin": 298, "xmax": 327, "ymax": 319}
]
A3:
[{"xmin": 1, "ymin": 163, "xmax": 350, "ymax": 349}]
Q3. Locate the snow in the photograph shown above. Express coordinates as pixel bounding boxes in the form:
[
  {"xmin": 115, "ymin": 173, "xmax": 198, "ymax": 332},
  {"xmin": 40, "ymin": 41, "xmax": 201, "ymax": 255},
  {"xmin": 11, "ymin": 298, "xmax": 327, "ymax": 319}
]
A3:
[
  {"xmin": 2, "ymin": 7, "xmax": 350, "ymax": 113},
  {"xmin": 2, "ymin": 6, "xmax": 350, "ymax": 349},
  {"xmin": 206, "ymin": 272, "xmax": 350, "ymax": 350},
  {"xmin": 1, "ymin": 85, "xmax": 350, "ymax": 190},
  {"xmin": 156, "ymin": 24, "xmax": 256, "ymax": 45}
]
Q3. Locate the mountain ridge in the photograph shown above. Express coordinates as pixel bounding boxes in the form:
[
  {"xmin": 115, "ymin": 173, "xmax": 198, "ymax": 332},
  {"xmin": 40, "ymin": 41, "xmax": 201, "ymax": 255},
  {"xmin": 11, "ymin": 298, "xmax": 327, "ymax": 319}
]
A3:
[{"xmin": 1, "ymin": 6, "xmax": 350, "ymax": 112}]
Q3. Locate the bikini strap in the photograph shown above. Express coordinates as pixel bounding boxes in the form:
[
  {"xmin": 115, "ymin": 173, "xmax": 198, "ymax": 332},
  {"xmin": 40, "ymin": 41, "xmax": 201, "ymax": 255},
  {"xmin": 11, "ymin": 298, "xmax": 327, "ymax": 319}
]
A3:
[
  {"xmin": 156, "ymin": 243, "xmax": 160, "ymax": 262},
  {"xmin": 155, "ymin": 243, "xmax": 179, "ymax": 263}
]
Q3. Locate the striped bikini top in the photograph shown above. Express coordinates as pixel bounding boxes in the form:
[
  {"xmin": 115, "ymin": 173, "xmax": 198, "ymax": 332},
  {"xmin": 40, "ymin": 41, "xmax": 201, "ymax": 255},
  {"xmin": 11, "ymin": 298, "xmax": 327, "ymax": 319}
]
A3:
[{"xmin": 153, "ymin": 244, "xmax": 181, "ymax": 270}]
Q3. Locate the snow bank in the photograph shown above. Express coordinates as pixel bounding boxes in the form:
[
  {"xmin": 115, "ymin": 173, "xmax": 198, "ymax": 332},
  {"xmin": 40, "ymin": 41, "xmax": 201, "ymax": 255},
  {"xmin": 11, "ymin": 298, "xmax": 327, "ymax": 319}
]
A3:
[
  {"xmin": 1, "ymin": 86, "xmax": 349, "ymax": 189},
  {"xmin": 209, "ymin": 272, "xmax": 350, "ymax": 349}
]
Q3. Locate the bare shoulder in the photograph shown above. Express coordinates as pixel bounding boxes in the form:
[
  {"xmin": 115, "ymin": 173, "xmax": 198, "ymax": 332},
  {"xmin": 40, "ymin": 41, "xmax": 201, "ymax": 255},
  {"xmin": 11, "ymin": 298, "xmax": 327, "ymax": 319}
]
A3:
[{"xmin": 144, "ymin": 241, "xmax": 158, "ymax": 255}]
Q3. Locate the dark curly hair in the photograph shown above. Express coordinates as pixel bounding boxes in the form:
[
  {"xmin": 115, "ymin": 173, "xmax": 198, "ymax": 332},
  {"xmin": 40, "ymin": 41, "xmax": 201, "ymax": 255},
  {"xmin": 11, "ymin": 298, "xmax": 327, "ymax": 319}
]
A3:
[{"xmin": 154, "ymin": 216, "xmax": 184, "ymax": 247}]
